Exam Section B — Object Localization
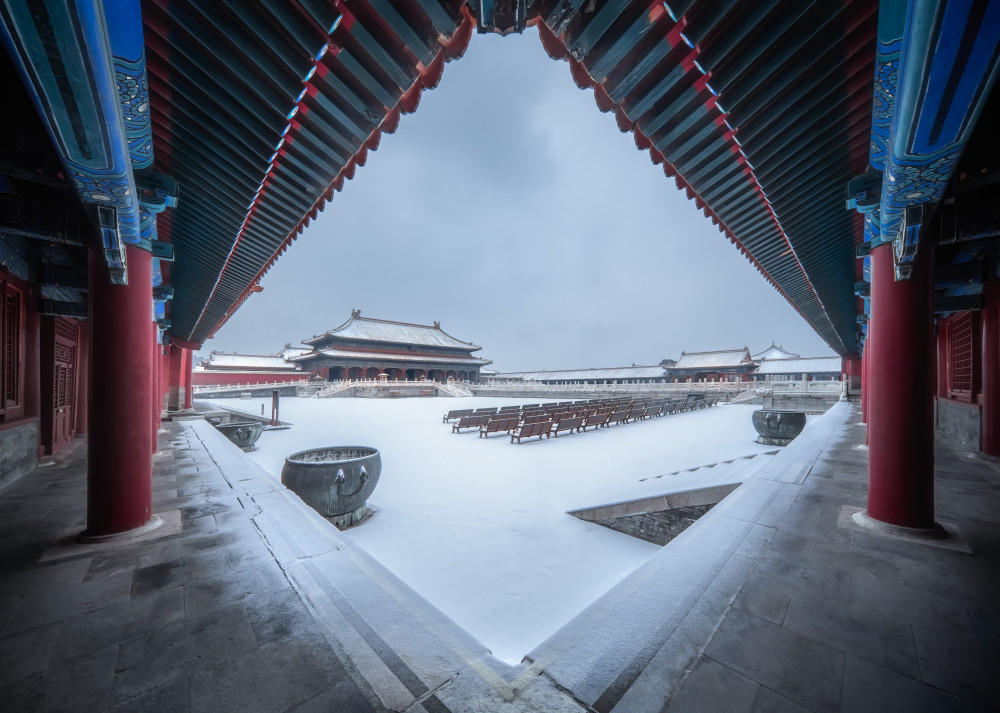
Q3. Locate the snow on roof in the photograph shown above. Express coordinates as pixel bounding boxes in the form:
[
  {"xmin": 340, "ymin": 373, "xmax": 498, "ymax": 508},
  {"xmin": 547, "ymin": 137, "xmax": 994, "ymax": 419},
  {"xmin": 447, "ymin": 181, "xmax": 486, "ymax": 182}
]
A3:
[
  {"xmin": 495, "ymin": 365, "xmax": 668, "ymax": 381},
  {"xmin": 280, "ymin": 346, "xmax": 311, "ymax": 359},
  {"xmin": 751, "ymin": 343, "xmax": 800, "ymax": 361},
  {"xmin": 672, "ymin": 349, "xmax": 752, "ymax": 369},
  {"xmin": 303, "ymin": 348, "xmax": 491, "ymax": 366},
  {"xmin": 305, "ymin": 311, "xmax": 481, "ymax": 351},
  {"xmin": 755, "ymin": 356, "xmax": 843, "ymax": 374},
  {"xmin": 202, "ymin": 352, "xmax": 298, "ymax": 370}
]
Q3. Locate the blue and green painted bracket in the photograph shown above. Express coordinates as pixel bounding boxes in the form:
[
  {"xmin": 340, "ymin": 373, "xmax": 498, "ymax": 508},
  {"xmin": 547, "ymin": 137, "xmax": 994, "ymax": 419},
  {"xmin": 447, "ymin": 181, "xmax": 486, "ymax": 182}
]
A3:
[
  {"xmin": 0, "ymin": 0, "xmax": 175, "ymax": 290},
  {"xmin": 850, "ymin": 0, "xmax": 1000, "ymax": 279}
]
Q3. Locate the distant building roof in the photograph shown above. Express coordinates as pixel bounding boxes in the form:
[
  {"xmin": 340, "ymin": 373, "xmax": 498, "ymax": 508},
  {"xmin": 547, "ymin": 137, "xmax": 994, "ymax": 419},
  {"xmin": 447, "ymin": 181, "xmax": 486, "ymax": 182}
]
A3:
[
  {"xmin": 304, "ymin": 310, "xmax": 481, "ymax": 351},
  {"xmin": 755, "ymin": 356, "xmax": 843, "ymax": 375},
  {"xmin": 672, "ymin": 349, "xmax": 753, "ymax": 370},
  {"xmin": 279, "ymin": 345, "xmax": 311, "ymax": 360},
  {"xmin": 494, "ymin": 366, "xmax": 668, "ymax": 381},
  {"xmin": 199, "ymin": 351, "xmax": 299, "ymax": 371},
  {"xmin": 752, "ymin": 343, "xmax": 800, "ymax": 361}
]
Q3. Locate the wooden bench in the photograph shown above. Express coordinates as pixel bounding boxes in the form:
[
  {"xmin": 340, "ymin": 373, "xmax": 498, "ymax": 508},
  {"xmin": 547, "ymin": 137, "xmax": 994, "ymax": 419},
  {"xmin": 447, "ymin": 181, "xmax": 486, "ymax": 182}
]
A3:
[
  {"xmin": 511, "ymin": 419, "xmax": 553, "ymax": 443},
  {"xmin": 453, "ymin": 414, "xmax": 491, "ymax": 433},
  {"xmin": 610, "ymin": 408, "xmax": 631, "ymax": 426},
  {"xmin": 553, "ymin": 417, "xmax": 583, "ymax": 437},
  {"xmin": 583, "ymin": 412, "xmax": 611, "ymax": 430},
  {"xmin": 443, "ymin": 408, "xmax": 474, "ymax": 423},
  {"xmin": 480, "ymin": 417, "xmax": 519, "ymax": 438}
]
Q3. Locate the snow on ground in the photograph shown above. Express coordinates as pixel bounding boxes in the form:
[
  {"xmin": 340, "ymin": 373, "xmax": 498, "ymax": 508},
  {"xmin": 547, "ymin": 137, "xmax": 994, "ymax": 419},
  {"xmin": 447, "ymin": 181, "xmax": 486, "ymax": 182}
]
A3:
[{"xmin": 206, "ymin": 396, "xmax": 776, "ymax": 663}]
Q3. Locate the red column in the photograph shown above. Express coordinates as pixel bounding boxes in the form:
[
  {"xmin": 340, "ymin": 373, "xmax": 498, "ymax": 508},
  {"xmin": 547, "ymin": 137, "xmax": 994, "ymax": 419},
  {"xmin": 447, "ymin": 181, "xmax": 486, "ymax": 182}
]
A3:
[
  {"xmin": 982, "ymin": 280, "xmax": 1000, "ymax": 456},
  {"xmin": 866, "ymin": 244, "xmax": 935, "ymax": 528},
  {"xmin": 86, "ymin": 245, "xmax": 153, "ymax": 536},
  {"xmin": 150, "ymin": 325, "xmax": 159, "ymax": 453},
  {"xmin": 936, "ymin": 322, "xmax": 948, "ymax": 398},
  {"xmin": 182, "ymin": 348, "xmax": 193, "ymax": 409},
  {"xmin": 75, "ymin": 322, "xmax": 89, "ymax": 435},
  {"xmin": 160, "ymin": 348, "xmax": 169, "ymax": 414},
  {"xmin": 165, "ymin": 346, "xmax": 179, "ymax": 411},
  {"xmin": 862, "ymin": 326, "xmax": 870, "ymax": 426}
]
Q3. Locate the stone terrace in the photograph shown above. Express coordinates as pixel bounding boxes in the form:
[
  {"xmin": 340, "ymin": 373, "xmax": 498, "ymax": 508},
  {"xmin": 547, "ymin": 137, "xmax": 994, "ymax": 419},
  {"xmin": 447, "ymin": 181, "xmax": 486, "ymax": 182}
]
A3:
[{"xmin": 0, "ymin": 405, "xmax": 997, "ymax": 712}]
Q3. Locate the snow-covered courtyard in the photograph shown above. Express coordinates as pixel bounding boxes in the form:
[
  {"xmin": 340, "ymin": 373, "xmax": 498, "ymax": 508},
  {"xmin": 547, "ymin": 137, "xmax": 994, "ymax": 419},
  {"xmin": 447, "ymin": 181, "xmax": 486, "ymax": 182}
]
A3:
[{"xmin": 206, "ymin": 396, "xmax": 777, "ymax": 663}]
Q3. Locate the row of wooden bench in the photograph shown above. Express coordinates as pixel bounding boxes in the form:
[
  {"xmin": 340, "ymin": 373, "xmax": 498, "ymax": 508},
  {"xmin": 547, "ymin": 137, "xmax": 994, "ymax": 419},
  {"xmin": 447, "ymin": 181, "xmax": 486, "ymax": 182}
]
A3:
[
  {"xmin": 442, "ymin": 397, "xmax": 670, "ymax": 424},
  {"xmin": 442, "ymin": 404, "xmax": 549, "ymax": 423},
  {"xmin": 447, "ymin": 397, "xmax": 719, "ymax": 442}
]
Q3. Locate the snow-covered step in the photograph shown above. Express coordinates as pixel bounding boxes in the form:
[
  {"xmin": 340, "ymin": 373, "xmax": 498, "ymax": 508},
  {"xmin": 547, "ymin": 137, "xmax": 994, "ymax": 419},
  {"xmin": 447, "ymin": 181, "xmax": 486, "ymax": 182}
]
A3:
[{"xmin": 566, "ymin": 452, "xmax": 780, "ymax": 547}]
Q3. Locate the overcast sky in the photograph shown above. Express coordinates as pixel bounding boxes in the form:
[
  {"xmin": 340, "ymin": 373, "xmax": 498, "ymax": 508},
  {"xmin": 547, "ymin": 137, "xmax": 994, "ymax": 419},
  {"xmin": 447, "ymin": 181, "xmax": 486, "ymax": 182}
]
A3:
[{"xmin": 205, "ymin": 28, "xmax": 837, "ymax": 371}]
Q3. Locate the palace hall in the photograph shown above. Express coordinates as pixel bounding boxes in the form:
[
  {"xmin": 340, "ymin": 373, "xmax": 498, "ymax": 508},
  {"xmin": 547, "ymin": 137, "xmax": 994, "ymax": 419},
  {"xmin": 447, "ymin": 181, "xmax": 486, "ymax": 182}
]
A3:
[{"xmin": 291, "ymin": 310, "xmax": 491, "ymax": 382}]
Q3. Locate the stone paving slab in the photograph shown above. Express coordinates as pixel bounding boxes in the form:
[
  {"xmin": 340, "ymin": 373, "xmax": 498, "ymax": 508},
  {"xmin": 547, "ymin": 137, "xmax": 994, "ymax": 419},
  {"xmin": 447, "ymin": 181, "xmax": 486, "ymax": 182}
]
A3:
[{"xmin": 0, "ymin": 405, "xmax": 998, "ymax": 711}]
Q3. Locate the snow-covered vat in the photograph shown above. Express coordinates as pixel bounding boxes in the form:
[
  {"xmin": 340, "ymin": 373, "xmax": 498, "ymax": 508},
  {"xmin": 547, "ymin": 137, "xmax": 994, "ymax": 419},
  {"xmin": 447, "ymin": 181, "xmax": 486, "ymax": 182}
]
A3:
[{"xmin": 281, "ymin": 446, "xmax": 381, "ymax": 526}]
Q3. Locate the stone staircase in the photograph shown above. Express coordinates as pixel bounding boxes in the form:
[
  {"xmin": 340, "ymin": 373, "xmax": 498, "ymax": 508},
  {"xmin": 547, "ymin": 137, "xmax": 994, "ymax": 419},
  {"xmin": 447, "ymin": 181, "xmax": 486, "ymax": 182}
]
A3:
[
  {"xmin": 313, "ymin": 381, "xmax": 356, "ymax": 398},
  {"xmin": 440, "ymin": 381, "xmax": 473, "ymax": 397},
  {"xmin": 727, "ymin": 388, "xmax": 763, "ymax": 404}
]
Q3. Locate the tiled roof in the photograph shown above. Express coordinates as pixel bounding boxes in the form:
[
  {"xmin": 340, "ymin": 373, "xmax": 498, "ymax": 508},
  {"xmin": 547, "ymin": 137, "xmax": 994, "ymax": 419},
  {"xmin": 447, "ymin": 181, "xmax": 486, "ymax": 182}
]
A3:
[
  {"xmin": 755, "ymin": 356, "xmax": 843, "ymax": 375},
  {"xmin": 280, "ymin": 346, "xmax": 312, "ymax": 360},
  {"xmin": 495, "ymin": 366, "xmax": 668, "ymax": 381},
  {"xmin": 752, "ymin": 345, "xmax": 800, "ymax": 361},
  {"xmin": 673, "ymin": 349, "xmax": 753, "ymax": 370},
  {"xmin": 295, "ymin": 348, "xmax": 491, "ymax": 366},
  {"xmin": 129, "ymin": 1, "xmax": 877, "ymax": 355},
  {"xmin": 306, "ymin": 313, "xmax": 482, "ymax": 351},
  {"xmin": 201, "ymin": 353, "xmax": 298, "ymax": 371}
]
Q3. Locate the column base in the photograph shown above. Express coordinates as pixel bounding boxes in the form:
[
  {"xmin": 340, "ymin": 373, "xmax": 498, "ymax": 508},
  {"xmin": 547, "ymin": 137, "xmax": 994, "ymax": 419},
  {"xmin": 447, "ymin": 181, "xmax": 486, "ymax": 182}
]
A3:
[
  {"xmin": 851, "ymin": 510, "xmax": 947, "ymax": 540},
  {"xmin": 76, "ymin": 515, "xmax": 164, "ymax": 544}
]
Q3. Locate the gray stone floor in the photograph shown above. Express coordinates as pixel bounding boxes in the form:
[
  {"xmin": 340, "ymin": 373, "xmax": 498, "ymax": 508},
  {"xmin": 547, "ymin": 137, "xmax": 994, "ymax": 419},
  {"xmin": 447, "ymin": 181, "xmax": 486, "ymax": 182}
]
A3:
[
  {"xmin": 669, "ymin": 417, "xmax": 1000, "ymax": 713},
  {"xmin": 0, "ymin": 406, "xmax": 997, "ymax": 712}
]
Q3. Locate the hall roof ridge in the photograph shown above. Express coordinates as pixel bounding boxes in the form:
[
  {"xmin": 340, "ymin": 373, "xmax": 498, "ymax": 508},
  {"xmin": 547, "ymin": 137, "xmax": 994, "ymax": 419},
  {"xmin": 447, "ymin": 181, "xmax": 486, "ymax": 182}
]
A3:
[{"xmin": 304, "ymin": 311, "xmax": 482, "ymax": 351}]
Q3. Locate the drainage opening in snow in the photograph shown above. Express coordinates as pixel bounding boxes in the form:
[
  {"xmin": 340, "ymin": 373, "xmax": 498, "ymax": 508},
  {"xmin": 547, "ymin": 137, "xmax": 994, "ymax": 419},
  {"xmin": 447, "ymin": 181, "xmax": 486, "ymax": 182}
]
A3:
[{"xmin": 567, "ymin": 482, "xmax": 742, "ymax": 546}]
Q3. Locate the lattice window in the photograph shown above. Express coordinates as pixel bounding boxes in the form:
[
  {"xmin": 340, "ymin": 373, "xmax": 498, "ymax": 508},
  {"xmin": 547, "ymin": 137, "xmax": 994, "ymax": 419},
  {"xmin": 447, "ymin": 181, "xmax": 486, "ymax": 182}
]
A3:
[
  {"xmin": 53, "ymin": 339, "xmax": 75, "ymax": 409},
  {"xmin": 2, "ymin": 284, "xmax": 20, "ymax": 408},
  {"xmin": 54, "ymin": 343, "xmax": 73, "ymax": 364},
  {"xmin": 64, "ymin": 366, "xmax": 74, "ymax": 407},
  {"xmin": 54, "ymin": 364, "xmax": 74, "ymax": 408},
  {"xmin": 950, "ymin": 312, "xmax": 973, "ymax": 393}
]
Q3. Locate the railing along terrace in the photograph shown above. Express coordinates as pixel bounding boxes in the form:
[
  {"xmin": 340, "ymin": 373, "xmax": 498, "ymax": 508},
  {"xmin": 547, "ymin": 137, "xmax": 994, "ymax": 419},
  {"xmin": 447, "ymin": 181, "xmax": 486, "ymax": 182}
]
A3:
[
  {"xmin": 763, "ymin": 379, "xmax": 844, "ymax": 394},
  {"xmin": 192, "ymin": 379, "xmax": 309, "ymax": 394}
]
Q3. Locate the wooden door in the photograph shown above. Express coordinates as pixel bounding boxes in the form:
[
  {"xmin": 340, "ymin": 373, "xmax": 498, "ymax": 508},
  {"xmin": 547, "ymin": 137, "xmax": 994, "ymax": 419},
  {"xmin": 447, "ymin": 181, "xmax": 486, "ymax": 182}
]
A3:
[
  {"xmin": 41, "ymin": 316, "xmax": 78, "ymax": 454},
  {"xmin": 53, "ymin": 338, "xmax": 75, "ymax": 447}
]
